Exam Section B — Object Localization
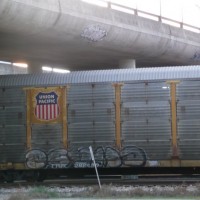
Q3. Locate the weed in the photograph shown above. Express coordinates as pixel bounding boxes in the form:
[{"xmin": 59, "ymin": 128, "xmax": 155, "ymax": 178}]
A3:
[
  {"xmin": 28, "ymin": 186, "xmax": 60, "ymax": 199},
  {"xmin": 7, "ymin": 193, "xmax": 31, "ymax": 200}
]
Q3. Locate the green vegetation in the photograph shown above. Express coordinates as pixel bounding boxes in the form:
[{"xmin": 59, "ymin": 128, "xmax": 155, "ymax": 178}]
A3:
[
  {"xmin": 6, "ymin": 184, "xmax": 200, "ymax": 199},
  {"xmin": 8, "ymin": 193, "xmax": 31, "ymax": 200},
  {"xmin": 29, "ymin": 186, "xmax": 61, "ymax": 198}
]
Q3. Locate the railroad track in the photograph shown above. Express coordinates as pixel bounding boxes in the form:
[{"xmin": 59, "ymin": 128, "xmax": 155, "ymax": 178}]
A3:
[
  {"xmin": 1, "ymin": 177, "xmax": 200, "ymax": 200},
  {"xmin": 45, "ymin": 176, "xmax": 200, "ymax": 185},
  {"xmin": 0, "ymin": 175, "xmax": 200, "ymax": 187}
]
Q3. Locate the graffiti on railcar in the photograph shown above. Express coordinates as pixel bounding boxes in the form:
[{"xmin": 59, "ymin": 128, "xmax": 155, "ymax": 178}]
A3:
[
  {"xmin": 25, "ymin": 146, "xmax": 147, "ymax": 169},
  {"xmin": 25, "ymin": 149, "xmax": 47, "ymax": 169}
]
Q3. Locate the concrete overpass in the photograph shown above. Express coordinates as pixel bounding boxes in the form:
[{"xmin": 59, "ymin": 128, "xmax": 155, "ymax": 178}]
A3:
[{"xmin": 0, "ymin": 0, "xmax": 200, "ymax": 72}]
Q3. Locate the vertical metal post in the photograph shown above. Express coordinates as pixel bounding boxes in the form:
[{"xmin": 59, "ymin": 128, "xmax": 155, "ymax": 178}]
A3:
[
  {"xmin": 159, "ymin": 0, "xmax": 162, "ymax": 22},
  {"xmin": 181, "ymin": 0, "xmax": 183, "ymax": 27},
  {"xmin": 62, "ymin": 87, "xmax": 68, "ymax": 149},
  {"xmin": 113, "ymin": 83, "xmax": 122, "ymax": 149},
  {"xmin": 168, "ymin": 81, "xmax": 180, "ymax": 166},
  {"xmin": 107, "ymin": 1, "xmax": 111, "ymax": 9},
  {"xmin": 135, "ymin": 0, "xmax": 138, "ymax": 16},
  {"xmin": 170, "ymin": 82, "xmax": 178, "ymax": 158},
  {"xmin": 26, "ymin": 90, "xmax": 32, "ymax": 149},
  {"xmin": 89, "ymin": 146, "xmax": 101, "ymax": 189}
]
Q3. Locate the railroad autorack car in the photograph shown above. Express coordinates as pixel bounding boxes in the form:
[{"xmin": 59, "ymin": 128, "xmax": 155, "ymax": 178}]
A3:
[{"xmin": 1, "ymin": 66, "xmax": 200, "ymax": 182}]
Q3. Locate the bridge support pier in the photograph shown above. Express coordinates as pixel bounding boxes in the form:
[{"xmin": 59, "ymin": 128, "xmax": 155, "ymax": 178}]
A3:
[
  {"xmin": 119, "ymin": 59, "xmax": 136, "ymax": 69},
  {"xmin": 27, "ymin": 62, "xmax": 43, "ymax": 74}
]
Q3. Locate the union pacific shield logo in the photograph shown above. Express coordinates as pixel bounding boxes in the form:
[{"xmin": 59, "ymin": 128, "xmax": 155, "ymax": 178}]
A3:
[{"xmin": 34, "ymin": 92, "xmax": 60, "ymax": 120}]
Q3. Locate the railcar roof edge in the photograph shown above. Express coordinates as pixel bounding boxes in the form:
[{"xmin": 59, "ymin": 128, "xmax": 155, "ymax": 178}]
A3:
[{"xmin": 1, "ymin": 66, "xmax": 200, "ymax": 87}]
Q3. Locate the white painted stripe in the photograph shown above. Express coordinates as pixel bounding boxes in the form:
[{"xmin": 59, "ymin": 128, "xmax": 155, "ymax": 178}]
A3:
[
  {"xmin": 40, "ymin": 105, "xmax": 43, "ymax": 119},
  {"xmin": 51, "ymin": 104, "xmax": 54, "ymax": 119},
  {"xmin": 37, "ymin": 105, "xmax": 39, "ymax": 118},
  {"xmin": 35, "ymin": 104, "xmax": 60, "ymax": 120},
  {"xmin": 55, "ymin": 104, "xmax": 58, "ymax": 118},
  {"xmin": 48, "ymin": 104, "xmax": 51, "ymax": 120},
  {"xmin": 44, "ymin": 105, "xmax": 47, "ymax": 120}
]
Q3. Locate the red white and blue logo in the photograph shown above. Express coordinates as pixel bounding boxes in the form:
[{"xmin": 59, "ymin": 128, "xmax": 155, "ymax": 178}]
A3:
[{"xmin": 34, "ymin": 92, "xmax": 60, "ymax": 121}]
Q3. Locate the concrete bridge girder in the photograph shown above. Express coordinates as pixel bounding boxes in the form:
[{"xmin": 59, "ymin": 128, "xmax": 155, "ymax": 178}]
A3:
[{"xmin": 0, "ymin": 0, "xmax": 200, "ymax": 71}]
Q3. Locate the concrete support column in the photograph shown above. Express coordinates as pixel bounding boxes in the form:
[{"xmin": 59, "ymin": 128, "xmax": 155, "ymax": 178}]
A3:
[
  {"xmin": 0, "ymin": 63, "xmax": 13, "ymax": 75},
  {"xmin": 27, "ymin": 62, "xmax": 43, "ymax": 74},
  {"xmin": 119, "ymin": 59, "xmax": 136, "ymax": 69}
]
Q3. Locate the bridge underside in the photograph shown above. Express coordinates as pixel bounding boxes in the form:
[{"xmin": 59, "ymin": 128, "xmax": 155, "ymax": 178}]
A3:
[{"xmin": 0, "ymin": 0, "xmax": 200, "ymax": 71}]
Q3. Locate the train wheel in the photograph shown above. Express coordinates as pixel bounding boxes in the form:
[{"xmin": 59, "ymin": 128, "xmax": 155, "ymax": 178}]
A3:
[
  {"xmin": 3, "ymin": 172, "xmax": 14, "ymax": 183},
  {"xmin": 25, "ymin": 171, "xmax": 39, "ymax": 182},
  {"xmin": 37, "ymin": 172, "xmax": 46, "ymax": 182}
]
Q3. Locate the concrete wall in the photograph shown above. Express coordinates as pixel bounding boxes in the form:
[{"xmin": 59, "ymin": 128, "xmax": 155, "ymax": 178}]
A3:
[{"xmin": 0, "ymin": 63, "xmax": 27, "ymax": 75}]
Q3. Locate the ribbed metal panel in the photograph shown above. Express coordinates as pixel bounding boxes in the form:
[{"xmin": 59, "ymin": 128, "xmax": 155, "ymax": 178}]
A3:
[
  {"xmin": 68, "ymin": 84, "xmax": 114, "ymax": 103},
  {"xmin": 0, "ymin": 125, "xmax": 5, "ymax": 162},
  {"xmin": 177, "ymin": 80, "xmax": 200, "ymax": 159},
  {"xmin": 68, "ymin": 103, "xmax": 114, "ymax": 123},
  {"xmin": 0, "ymin": 145, "xmax": 5, "ymax": 162},
  {"xmin": 1, "ymin": 66, "xmax": 200, "ymax": 87},
  {"xmin": 0, "ymin": 88, "xmax": 26, "ymax": 125},
  {"xmin": 121, "ymin": 81, "xmax": 171, "ymax": 160},
  {"xmin": 0, "ymin": 89, "xmax": 3, "ymax": 105},
  {"xmin": 0, "ymin": 107, "xmax": 25, "ymax": 125},
  {"xmin": 0, "ymin": 87, "xmax": 26, "ymax": 163},
  {"xmin": 4, "ymin": 126, "xmax": 26, "ymax": 143},
  {"xmin": 0, "ymin": 87, "xmax": 25, "ymax": 106},
  {"xmin": 31, "ymin": 124, "xmax": 63, "ymax": 151},
  {"xmin": 68, "ymin": 122, "xmax": 115, "ymax": 144},
  {"xmin": 5, "ymin": 107, "xmax": 26, "ymax": 125},
  {"xmin": 0, "ymin": 107, "xmax": 4, "ymax": 124},
  {"xmin": 0, "ymin": 125, "xmax": 26, "ymax": 162},
  {"xmin": 68, "ymin": 84, "xmax": 115, "ymax": 150},
  {"xmin": 0, "ymin": 145, "xmax": 26, "ymax": 162}
]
